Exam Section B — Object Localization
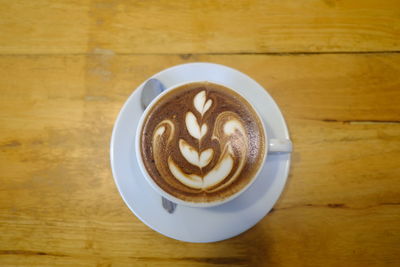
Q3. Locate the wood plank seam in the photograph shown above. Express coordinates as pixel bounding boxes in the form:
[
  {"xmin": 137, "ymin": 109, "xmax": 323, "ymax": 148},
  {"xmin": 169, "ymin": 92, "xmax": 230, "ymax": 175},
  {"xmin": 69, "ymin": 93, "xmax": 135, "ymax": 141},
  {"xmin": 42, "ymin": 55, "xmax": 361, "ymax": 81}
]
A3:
[
  {"xmin": 270, "ymin": 202, "xmax": 400, "ymax": 213},
  {"xmin": 1, "ymin": 51, "xmax": 400, "ymax": 57},
  {"xmin": 317, "ymin": 119, "xmax": 400, "ymax": 124}
]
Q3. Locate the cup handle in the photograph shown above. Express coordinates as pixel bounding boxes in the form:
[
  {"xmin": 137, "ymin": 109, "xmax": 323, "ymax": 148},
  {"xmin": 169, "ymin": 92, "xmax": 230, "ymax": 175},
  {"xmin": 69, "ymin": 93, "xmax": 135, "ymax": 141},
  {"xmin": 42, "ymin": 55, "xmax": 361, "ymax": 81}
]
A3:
[{"xmin": 268, "ymin": 139, "xmax": 292, "ymax": 153}]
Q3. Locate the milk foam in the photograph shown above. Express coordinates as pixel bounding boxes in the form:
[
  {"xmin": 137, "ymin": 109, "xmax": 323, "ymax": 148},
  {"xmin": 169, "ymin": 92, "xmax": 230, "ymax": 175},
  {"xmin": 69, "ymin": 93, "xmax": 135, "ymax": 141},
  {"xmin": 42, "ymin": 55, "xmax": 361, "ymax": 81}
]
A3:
[
  {"xmin": 185, "ymin": 112, "xmax": 207, "ymax": 140},
  {"xmin": 179, "ymin": 139, "xmax": 213, "ymax": 168},
  {"xmin": 152, "ymin": 90, "xmax": 249, "ymax": 191}
]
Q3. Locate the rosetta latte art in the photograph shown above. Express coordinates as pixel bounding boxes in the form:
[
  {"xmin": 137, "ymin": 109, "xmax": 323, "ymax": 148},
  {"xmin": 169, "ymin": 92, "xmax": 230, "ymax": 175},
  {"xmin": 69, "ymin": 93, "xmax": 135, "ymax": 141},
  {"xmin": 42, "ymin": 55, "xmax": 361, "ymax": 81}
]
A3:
[{"xmin": 152, "ymin": 90, "xmax": 248, "ymax": 191}]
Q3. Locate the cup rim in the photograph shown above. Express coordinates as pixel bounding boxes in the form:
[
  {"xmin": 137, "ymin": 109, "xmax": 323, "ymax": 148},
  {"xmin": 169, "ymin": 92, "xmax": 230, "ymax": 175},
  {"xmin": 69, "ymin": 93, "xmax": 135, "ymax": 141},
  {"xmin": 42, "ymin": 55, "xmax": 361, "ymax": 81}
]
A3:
[{"xmin": 135, "ymin": 80, "xmax": 268, "ymax": 208}]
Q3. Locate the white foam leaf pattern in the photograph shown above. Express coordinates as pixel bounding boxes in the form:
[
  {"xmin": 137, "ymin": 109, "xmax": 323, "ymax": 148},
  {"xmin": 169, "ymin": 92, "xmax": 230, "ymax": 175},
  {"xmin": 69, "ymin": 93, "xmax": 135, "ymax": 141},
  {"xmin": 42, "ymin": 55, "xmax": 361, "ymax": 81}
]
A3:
[
  {"xmin": 168, "ymin": 157, "xmax": 203, "ymax": 189},
  {"xmin": 199, "ymin": 148, "xmax": 213, "ymax": 168},
  {"xmin": 186, "ymin": 112, "xmax": 207, "ymax": 140},
  {"xmin": 203, "ymin": 99, "xmax": 212, "ymax": 115},
  {"xmin": 153, "ymin": 120, "xmax": 175, "ymax": 143},
  {"xmin": 194, "ymin": 91, "xmax": 212, "ymax": 116},
  {"xmin": 203, "ymin": 151, "xmax": 233, "ymax": 188},
  {"xmin": 169, "ymin": 117, "xmax": 244, "ymax": 190},
  {"xmin": 206, "ymin": 116, "xmax": 247, "ymax": 193},
  {"xmin": 152, "ymin": 92, "xmax": 249, "ymax": 192},
  {"xmin": 154, "ymin": 126, "xmax": 165, "ymax": 136},
  {"xmin": 179, "ymin": 139, "xmax": 213, "ymax": 168},
  {"xmin": 168, "ymin": 150, "xmax": 233, "ymax": 189}
]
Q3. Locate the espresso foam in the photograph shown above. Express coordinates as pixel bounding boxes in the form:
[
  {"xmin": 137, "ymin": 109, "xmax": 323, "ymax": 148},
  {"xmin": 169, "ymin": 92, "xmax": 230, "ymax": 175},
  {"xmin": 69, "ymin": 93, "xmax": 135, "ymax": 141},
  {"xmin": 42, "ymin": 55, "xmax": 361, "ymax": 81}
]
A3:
[{"xmin": 140, "ymin": 82, "xmax": 265, "ymax": 203}]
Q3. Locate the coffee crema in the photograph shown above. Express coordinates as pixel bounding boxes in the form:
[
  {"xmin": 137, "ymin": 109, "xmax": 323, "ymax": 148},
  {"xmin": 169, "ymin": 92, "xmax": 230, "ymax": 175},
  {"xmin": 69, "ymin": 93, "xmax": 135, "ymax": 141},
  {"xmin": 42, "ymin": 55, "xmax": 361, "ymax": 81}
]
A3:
[{"xmin": 140, "ymin": 82, "xmax": 265, "ymax": 203}]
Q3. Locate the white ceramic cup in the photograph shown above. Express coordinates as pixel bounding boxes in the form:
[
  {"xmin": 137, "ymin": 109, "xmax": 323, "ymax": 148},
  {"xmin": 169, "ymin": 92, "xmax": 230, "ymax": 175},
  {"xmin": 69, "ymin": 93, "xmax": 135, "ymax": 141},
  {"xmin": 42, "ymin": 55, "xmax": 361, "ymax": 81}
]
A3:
[{"xmin": 135, "ymin": 81, "xmax": 292, "ymax": 208}]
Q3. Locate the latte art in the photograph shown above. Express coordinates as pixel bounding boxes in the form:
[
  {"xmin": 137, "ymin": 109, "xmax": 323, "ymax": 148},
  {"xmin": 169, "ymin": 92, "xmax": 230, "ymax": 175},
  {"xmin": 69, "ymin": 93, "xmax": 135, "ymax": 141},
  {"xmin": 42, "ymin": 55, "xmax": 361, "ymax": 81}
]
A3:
[
  {"xmin": 141, "ymin": 82, "xmax": 265, "ymax": 203},
  {"xmin": 154, "ymin": 91, "xmax": 248, "ymax": 191}
]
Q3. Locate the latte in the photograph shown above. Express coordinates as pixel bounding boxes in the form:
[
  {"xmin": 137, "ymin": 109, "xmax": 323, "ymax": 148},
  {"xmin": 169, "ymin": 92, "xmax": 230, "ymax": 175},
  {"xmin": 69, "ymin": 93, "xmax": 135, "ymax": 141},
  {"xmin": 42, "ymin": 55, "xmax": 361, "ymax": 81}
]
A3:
[{"xmin": 140, "ymin": 82, "xmax": 266, "ymax": 203}]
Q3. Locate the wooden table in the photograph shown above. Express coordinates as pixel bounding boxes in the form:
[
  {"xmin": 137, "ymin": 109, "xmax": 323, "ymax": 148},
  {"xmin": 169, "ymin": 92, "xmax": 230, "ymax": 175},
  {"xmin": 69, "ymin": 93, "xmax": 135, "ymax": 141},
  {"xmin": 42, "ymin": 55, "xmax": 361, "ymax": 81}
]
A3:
[{"xmin": 1, "ymin": 1, "xmax": 399, "ymax": 266}]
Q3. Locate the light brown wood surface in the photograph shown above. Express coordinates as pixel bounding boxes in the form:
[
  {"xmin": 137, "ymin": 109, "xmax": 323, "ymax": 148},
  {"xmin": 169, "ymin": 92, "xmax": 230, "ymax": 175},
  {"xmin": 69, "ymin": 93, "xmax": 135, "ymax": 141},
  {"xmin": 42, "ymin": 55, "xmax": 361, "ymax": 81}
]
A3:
[
  {"xmin": 1, "ymin": 0, "xmax": 400, "ymax": 54},
  {"xmin": 1, "ymin": 1, "xmax": 399, "ymax": 267}
]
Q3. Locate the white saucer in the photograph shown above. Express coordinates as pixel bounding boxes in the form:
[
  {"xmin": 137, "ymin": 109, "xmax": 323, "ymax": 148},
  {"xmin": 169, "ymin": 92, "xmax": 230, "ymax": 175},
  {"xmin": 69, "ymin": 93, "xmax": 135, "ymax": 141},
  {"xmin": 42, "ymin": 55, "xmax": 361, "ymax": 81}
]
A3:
[{"xmin": 110, "ymin": 63, "xmax": 291, "ymax": 243}]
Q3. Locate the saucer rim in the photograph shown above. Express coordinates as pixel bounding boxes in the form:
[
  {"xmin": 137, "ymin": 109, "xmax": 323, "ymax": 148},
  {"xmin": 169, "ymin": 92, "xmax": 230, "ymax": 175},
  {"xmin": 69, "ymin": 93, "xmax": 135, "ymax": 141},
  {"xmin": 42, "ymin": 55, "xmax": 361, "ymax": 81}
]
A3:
[{"xmin": 110, "ymin": 62, "xmax": 291, "ymax": 242}]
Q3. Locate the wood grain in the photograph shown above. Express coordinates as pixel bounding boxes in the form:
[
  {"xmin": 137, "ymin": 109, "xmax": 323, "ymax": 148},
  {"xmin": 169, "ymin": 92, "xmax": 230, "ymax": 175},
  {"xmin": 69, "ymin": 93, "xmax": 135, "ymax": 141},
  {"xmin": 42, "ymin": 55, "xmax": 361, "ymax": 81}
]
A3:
[
  {"xmin": 1, "ymin": 0, "xmax": 400, "ymax": 54},
  {"xmin": 1, "ymin": 0, "xmax": 400, "ymax": 265},
  {"xmin": 1, "ymin": 54, "xmax": 399, "ymax": 266}
]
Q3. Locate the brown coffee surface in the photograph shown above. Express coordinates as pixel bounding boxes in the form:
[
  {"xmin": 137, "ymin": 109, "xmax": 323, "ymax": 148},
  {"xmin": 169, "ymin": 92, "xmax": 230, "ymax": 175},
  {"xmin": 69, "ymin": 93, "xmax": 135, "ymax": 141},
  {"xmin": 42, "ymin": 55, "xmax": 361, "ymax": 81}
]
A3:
[{"xmin": 140, "ymin": 82, "xmax": 265, "ymax": 203}]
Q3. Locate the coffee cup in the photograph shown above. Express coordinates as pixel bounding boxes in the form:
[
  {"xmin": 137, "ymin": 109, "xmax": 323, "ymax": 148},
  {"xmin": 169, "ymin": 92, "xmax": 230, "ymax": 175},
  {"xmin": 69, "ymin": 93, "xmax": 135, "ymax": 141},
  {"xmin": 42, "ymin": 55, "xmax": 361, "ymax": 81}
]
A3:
[{"xmin": 136, "ymin": 81, "xmax": 291, "ymax": 208}]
